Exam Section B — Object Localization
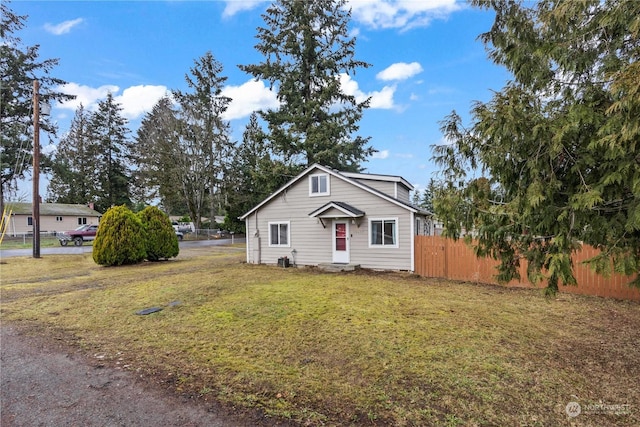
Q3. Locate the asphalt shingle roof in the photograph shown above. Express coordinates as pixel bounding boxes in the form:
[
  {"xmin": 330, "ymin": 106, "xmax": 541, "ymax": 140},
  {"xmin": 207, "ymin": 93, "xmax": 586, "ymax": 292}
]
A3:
[{"xmin": 5, "ymin": 202, "xmax": 102, "ymax": 216}]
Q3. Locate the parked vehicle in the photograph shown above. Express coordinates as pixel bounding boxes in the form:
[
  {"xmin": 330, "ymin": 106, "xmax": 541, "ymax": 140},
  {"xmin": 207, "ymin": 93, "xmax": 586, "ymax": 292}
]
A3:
[
  {"xmin": 175, "ymin": 230, "xmax": 184, "ymax": 240},
  {"xmin": 214, "ymin": 230, "xmax": 230, "ymax": 239},
  {"xmin": 172, "ymin": 221, "xmax": 193, "ymax": 233},
  {"xmin": 58, "ymin": 224, "xmax": 98, "ymax": 246}
]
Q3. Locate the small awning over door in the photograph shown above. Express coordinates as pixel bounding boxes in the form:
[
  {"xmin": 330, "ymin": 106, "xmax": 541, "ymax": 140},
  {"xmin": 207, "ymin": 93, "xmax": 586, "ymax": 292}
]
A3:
[{"xmin": 308, "ymin": 201, "xmax": 365, "ymax": 228}]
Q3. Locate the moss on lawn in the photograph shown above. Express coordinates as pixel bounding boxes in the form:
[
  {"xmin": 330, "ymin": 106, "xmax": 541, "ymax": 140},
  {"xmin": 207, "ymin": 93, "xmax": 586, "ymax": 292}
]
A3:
[{"xmin": 1, "ymin": 246, "xmax": 639, "ymax": 426}]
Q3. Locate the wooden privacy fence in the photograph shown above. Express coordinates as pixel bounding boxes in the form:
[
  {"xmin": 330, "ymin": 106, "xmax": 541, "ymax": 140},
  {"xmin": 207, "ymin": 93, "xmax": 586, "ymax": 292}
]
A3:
[{"xmin": 414, "ymin": 235, "xmax": 640, "ymax": 301}]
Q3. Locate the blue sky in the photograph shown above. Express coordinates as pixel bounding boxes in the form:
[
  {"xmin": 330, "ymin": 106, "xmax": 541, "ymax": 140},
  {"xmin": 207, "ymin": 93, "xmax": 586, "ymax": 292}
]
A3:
[{"xmin": 11, "ymin": 0, "xmax": 509, "ymax": 200}]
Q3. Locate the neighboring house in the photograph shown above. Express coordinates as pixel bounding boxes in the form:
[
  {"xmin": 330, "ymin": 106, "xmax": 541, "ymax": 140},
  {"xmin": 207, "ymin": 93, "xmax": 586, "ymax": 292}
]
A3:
[
  {"xmin": 2, "ymin": 202, "xmax": 102, "ymax": 236},
  {"xmin": 240, "ymin": 164, "xmax": 433, "ymax": 271}
]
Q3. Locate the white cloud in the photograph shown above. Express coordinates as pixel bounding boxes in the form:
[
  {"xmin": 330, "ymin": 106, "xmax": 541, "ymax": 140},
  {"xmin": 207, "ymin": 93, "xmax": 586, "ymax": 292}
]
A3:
[
  {"xmin": 369, "ymin": 85, "xmax": 397, "ymax": 109},
  {"xmin": 57, "ymin": 80, "xmax": 276, "ymax": 123},
  {"xmin": 222, "ymin": 0, "xmax": 267, "ymax": 18},
  {"xmin": 221, "ymin": 0, "xmax": 459, "ymax": 30},
  {"xmin": 377, "ymin": 62, "xmax": 423, "ymax": 81},
  {"xmin": 56, "ymin": 83, "xmax": 120, "ymax": 112},
  {"xmin": 347, "ymin": 0, "xmax": 460, "ymax": 30},
  {"xmin": 221, "ymin": 79, "xmax": 279, "ymax": 121},
  {"xmin": 372, "ymin": 150, "xmax": 390, "ymax": 159},
  {"xmin": 44, "ymin": 18, "xmax": 84, "ymax": 35},
  {"xmin": 339, "ymin": 74, "xmax": 396, "ymax": 110},
  {"xmin": 56, "ymin": 83, "xmax": 168, "ymax": 120},
  {"xmin": 114, "ymin": 85, "xmax": 169, "ymax": 119}
]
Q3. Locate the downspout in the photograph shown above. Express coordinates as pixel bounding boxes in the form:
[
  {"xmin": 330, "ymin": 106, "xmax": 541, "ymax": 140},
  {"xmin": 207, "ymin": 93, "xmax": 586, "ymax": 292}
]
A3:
[
  {"xmin": 253, "ymin": 211, "xmax": 261, "ymax": 264},
  {"xmin": 410, "ymin": 211, "xmax": 415, "ymax": 272},
  {"xmin": 245, "ymin": 217, "xmax": 250, "ymax": 263}
]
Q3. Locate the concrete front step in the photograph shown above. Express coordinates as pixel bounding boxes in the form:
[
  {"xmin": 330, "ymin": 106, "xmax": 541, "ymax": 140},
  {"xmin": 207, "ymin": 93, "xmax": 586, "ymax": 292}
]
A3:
[{"xmin": 317, "ymin": 263, "xmax": 361, "ymax": 272}]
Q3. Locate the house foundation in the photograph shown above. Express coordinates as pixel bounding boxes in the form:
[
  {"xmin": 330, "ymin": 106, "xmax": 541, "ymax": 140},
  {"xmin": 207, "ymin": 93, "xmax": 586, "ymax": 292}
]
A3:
[{"xmin": 318, "ymin": 263, "xmax": 361, "ymax": 272}]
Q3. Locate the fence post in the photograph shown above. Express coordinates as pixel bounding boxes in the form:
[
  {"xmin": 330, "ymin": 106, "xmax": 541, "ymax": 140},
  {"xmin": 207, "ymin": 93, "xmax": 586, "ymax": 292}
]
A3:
[{"xmin": 443, "ymin": 236, "xmax": 448, "ymax": 279}]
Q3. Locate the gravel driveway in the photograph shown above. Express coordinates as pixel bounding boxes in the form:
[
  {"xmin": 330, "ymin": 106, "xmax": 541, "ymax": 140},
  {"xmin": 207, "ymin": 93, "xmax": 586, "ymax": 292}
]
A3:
[{"xmin": 1, "ymin": 325, "xmax": 247, "ymax": 427}]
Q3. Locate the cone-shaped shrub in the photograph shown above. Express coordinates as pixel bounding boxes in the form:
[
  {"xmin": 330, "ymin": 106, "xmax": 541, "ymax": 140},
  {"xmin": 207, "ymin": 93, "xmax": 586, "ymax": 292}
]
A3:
[
  {"xmin": 137, "ymin": 206, "xmax": 179, "ymax": 261},
  {"xmin": 93, "ymin": 205, "xmax": 147, "ymax": 266}
]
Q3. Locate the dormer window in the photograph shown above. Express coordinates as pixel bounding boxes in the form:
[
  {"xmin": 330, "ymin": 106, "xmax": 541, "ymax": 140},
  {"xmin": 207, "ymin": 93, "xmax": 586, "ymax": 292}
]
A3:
[{"xmin": 309, "ymin": 173, "xmax": 329, "ymax": 196}]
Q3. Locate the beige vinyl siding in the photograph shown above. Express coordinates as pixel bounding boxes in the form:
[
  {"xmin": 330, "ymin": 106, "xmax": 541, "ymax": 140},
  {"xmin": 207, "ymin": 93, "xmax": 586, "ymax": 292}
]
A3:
[
  {"xmin": 353, "ymin": 178, "xmax": 395, "ymax": 197},
  {"xmin": 246, "ymin": 168, "xmax": 414, "ymax": 270},
  {"xmin": 40, "ymin": 216, "xmax": 92, "ymax": 233},
  {"xmin": 3, "ymin": 203, "xmax": 101, "ymax": 235},
  {"xmin": 4, "ymin": 215, "xmax": 34, "ymax": 235},
  {"xmin": 395, "ymin": 186, "xmax": 411, "ymax": 204},
  {"xmin": 351, "ymin": 178, "xmax": 411, "ymax": 204},
  {"xmin": 4, "ymin": 214, "xmax": 100, "ymax": 235},
  {"xmin": 349, "ymin": 203, "xmax": 413, "ymax": 271}
]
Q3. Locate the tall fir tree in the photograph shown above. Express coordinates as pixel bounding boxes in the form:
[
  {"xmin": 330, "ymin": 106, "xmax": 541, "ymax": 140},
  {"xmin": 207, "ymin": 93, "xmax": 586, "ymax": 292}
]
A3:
[
  {"xmin": 48, "ymin": 104, "xmax": 96, "ymax": 205},
  {"xmin": 0, "ymin": 2, "xmax": 74, "ymax": 214},
  {"xmin": 432, "ymin": 0, "xmax": 640, "ymax": 293},
  {"xmin": 88, "ymin": 93, "xmax": 132, "ymax": 213},
  {"xmin": 412, "ymin": 178, "xmax": 437, "ymax": 214},
  {"xmin": 240, "ymin": 0, "xmax": 374, "ymax": 172},
  {"xmin": 224, "ymin": 113, "xmax": 291, "ymax": 232},
  {"xmin": 131, "ymin": 96, "xmax": 187, "ymax": 215},
  {"xmin": 172, "ymin": 52, "xmax": 233, "ymax": 229}
]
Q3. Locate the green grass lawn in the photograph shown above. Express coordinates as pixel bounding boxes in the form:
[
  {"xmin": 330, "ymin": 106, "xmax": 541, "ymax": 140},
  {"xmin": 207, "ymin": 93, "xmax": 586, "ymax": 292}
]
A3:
[
  {"xmin": 0, "ymin": 235, "xmax": 63, "ymax": 249},
  {"xmin": 1, "ymin": 246, "xmax": 638, "ymax": 426}
]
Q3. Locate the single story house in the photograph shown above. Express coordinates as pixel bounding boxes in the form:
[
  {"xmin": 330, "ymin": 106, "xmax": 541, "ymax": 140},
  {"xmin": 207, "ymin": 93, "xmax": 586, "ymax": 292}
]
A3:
[
  {"xmin": 2, "ymin": 202, "xmax": 102, "ymax": 236},
  {"xmin": 240, "ymin": 164, "xmax": 433, "ymax": 271}
]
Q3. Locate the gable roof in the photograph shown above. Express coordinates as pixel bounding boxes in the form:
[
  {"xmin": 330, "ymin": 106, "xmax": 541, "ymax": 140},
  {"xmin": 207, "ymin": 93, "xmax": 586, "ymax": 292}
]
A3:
[
  {"xmin": 5, "ymin": 202, "xmax": 102, "ymax": 216},
  {"xmin": 340, "ymin": 171, "xmax": 413, "ymax": 191},
  {"xmin": 308, "ymin": 201, "xmax": 365, "ymax": 218},
  {"xmin": 240, "ymin": 164, "xmax": 430, "ymax": 220}
]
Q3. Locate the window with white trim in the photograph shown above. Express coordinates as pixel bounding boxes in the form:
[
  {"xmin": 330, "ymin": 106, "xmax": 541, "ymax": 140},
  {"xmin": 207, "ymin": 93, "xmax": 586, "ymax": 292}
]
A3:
[
  {"xmin": 269, "ymin": 221, "xmax": 290, "ymax": 247},
  {"xmin": 309, "ymin": 174, "xmax": 329, "ymax": 196},
  {"xmin": 56, "ymin": 216, "xmax": 63, "ymax": 222},
  {"xmin": 78, "ymin": 217, "xmax": 87, "ymax": 225},
  {"xmin": 370, "ymin": 218, "xmax": 398, "ymax": 247}
]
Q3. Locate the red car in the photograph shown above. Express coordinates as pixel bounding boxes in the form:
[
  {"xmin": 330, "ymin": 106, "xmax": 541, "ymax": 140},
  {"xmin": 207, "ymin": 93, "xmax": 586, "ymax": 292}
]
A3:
[{"xmin": 58, "ymin": 224, "xmax": 98, "ymax": 246}]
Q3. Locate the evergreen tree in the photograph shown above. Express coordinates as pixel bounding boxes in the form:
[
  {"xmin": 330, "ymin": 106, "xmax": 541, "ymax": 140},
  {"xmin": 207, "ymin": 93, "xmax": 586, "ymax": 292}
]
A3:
[
  {"xmin": 137, "ymin": 205, "xmax": 179, "ymax": 261},
  {"xmin": 88, "ymin": 93, "xmax": 132, "ymax": 213},
  {"xmin": 171, "ymin": 52, "xmax": 233, "ymax": 229},
  {"xmin": 48, "ymin": 104, "xmax": 96, "ymax": 205},
  {"xmin": 412, "ymin": 178, "xmax": 437, "ymax": 213},
  {"xmin": 432, "ymin": 0, "xmax": 640, "ymax": 293},
  {"xmin": 0, "ymin": 2, "xmax": 74, "ymax": 214},
  {"xmin": 131, "ymin": 96, "xmax": 187, "ymax": 215},
  {"xmin": 93, "ymin": 205, "xmax": 146, "ymax": 266},
  {"xmin": 239, "ymin": 0, "xmax": 374, "ymax": 172},
  {"xmin": 224, "ymin": 113, "xmax": 292, "ymax": 232}
]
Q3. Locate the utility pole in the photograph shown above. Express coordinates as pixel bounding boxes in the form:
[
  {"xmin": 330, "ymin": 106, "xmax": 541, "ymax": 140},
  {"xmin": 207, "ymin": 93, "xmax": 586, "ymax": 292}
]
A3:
[{"xmin": 33, "ymin": 80, "xmax": 41, "ymax": 258}]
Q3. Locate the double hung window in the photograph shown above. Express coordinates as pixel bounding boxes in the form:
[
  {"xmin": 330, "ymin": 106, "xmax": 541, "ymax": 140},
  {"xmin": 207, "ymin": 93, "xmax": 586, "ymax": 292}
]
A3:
[
  {"xmin": 370, "ymin": 218, "xmax": 398, "ymax": 247},
  {"xmin": 269, "ymin": 221, "xmax": 290, "ymax": 247},
  {"xmin": 309, "ymin": 174, "xmax": 329, "ymax": 196}
]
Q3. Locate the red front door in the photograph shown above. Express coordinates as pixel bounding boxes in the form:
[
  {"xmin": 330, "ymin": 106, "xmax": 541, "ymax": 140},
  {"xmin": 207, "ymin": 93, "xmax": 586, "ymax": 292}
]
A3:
[{"xmin": 333, "ymin": 221, "xmax": 349, "ymax": 263}]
